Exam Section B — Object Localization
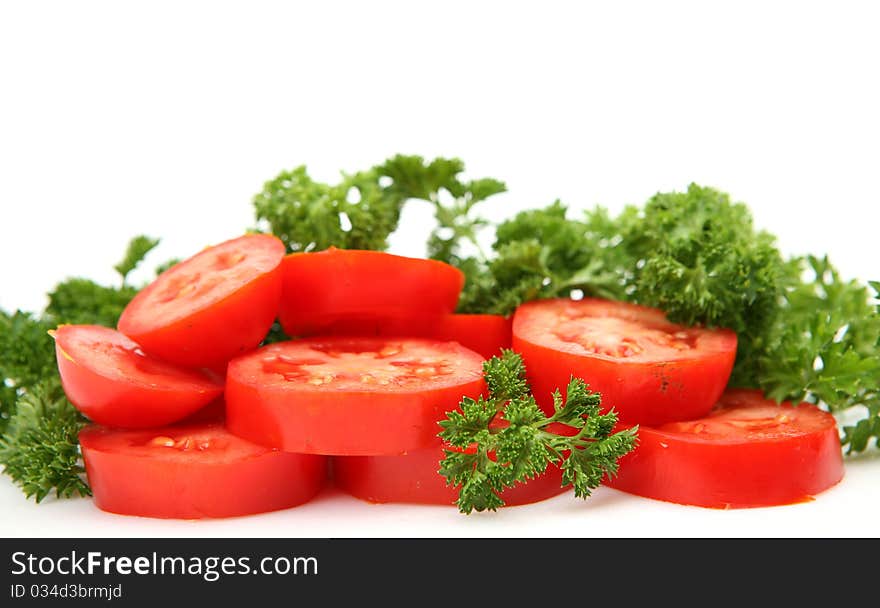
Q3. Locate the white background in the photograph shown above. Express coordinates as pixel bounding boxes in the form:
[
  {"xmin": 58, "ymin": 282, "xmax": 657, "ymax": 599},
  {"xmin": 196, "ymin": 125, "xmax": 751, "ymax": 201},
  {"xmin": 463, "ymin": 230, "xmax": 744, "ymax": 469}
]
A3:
[{"xmin": 1, "ymin": 1, "xmax": 878, "ymax": 537}]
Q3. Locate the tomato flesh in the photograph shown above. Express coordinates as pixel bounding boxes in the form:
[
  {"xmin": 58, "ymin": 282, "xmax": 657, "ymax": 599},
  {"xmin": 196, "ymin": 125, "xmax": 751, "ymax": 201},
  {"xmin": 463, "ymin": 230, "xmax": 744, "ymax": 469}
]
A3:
[
  {"xmin": 80, "ymin": 423, "xmax": 327, "ymax": 519},
  {"xmin": 118, "ymin": 233, "xmax": 285, "ymax": 368},
  {"xmin": 278, "ymin": 248, "xmax": 464, "ymax": 337},
  {"xmin": 297, "ymin": 313, "xmax": 512, "ymax": 360},
  {"xmin": 54, "ymin": 325, "xmax": 223, "ymax": 428},
  {"xmin": 606, "ymin": 389, "xmax": 845, "ymax": 508},
  {"xmin": 226, "ymin": 337, "xmax": 485, "ymax": 456},
  {"xmin": 512, "ymin": 298, "xmax": 737, "ymax": 425}
]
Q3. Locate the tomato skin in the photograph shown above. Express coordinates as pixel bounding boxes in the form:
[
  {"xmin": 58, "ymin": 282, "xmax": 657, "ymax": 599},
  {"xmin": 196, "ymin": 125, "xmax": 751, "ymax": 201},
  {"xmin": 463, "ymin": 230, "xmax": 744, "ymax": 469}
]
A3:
[
  {"xmin": 278, "ymin": 248, "xmax": 464, "ymax": 337},
  {"xmin": 54, "ymin": 325, "xmax": 223, "ymax": 428},
  {"xmin": 334, "ymin": 446, "xmax": 567, "ymax": 506},
  {"xmin": 512, "ymin": 298, "xmax": 737, "ymax": 425},
  {"xmin": 118, "ymin": 234, "xmax": 285, "ymax": 368},
  {"xmin": 299, "ymin": 314, "xmax": 512, "ymax": 360},
  {"xmin": 606, "ymin": 390, "xmax": 845, "ymax": 508},
  {"xmin": 225, "ymin": 338, "xmax": 486, "ymax": 456},
  {"xmin": 80, "ymin": 423, "xmax": 326, "ymax": 519},
  {"xmin": 334, "ymin": 422, "xmax": 576, "ymax": 506}
]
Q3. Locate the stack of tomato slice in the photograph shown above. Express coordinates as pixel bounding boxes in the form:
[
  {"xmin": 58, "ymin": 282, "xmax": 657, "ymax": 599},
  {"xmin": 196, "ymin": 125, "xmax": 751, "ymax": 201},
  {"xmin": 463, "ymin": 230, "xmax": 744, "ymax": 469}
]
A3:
[
  {"xmin": 512, "ymin": 298, "xmax": 844, "ymax": 508},
  {"xmin": 53, "ymin": 234, "xmax": 845, "ymax": 519},
  {"xmin": 54, "ymin": 237, "xmax": 524, "ymax": 518}
]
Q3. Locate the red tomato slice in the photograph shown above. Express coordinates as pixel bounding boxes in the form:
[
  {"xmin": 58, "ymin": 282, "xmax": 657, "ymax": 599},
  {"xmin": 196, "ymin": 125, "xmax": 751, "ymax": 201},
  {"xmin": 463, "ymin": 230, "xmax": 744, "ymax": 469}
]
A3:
[
  {"xmin": 177, "ymin": 397, "xmax": 227, "ymax": 425},
  {"xmin": 278, "ymin": 248, "xmax": 464, "ymax": 337},
  {"xmin": 333, "ymin": 423, "xmax": 574, "ymax": 506},
  {"xmin": 606, "ymin": 389, "xmax": 844, "ymax": 508},
  {"xmin": 512, "ymin": 298, "xmax": 737, "ymax": 425},
  {"xmin": 54, "ymin": 325, "xmax": 223, "ymax": 428},
  {"xmin": 296, "ymin": 313, "xmax": 512, "ymax": 360},
  {"xmin": 118, "ymin": 233, "xmax": 285, "ymax": 368},
  {"xmin": 80, "ymin": 423, "xmax": 326, "ymax": 519},
  {"xmin": 225, "ymin": 337, "xmax": 485, "ymax": 456}
]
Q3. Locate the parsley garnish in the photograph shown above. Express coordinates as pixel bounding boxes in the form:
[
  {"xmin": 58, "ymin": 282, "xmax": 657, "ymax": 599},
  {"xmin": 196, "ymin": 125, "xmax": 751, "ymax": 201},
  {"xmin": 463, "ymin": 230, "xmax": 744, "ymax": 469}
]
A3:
[
  {"xmin": 0, "ymin": 379, "xmax": 90, "ymax": 502},
  {"xmin": 253, "ymin": 154, "xmax": 505, "ymax": 257},
  {"xmin": 754, "ymin": 257, "xmax": 880, "ymax": 453},
  {"xmin": 439, "ymin": 350, "xmax": 638, "ymax": 514},
  {"xmin": 114, "ymin": 235, "xmax": 160, "ymax": 285}
]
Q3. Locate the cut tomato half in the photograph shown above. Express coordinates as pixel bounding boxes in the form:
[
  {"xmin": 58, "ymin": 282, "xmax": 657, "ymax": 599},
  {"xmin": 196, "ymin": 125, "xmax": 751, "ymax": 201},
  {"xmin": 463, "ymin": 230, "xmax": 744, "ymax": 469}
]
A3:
[
  {"xmin": 80, "ymin": 422, "xmax": 327, "ymax": 519},
  {"xmin": 278, "ymin": 248, "xmax": 464, "ymax": 337},
  {"xmin": 333, "ymin": 423, "xmax": 574, "ymax": 506},
  {"xmin": 53, "ymin": 325, "xmax": 223, "ymax": 428},
  {"xmin": 118, "ymin": 233, "xmax": 285, "ymax": 368},
  {"xmin": 605, "ymin": 389, "xmax": 844, "ymax": 508},
  {"xmin": 225, "ymin": 337, "xmax": 485, "ymax": 455},
  {"xmin": 512, "ymin": 298, "xmax": 737, "ymax": 425},
  {"xmin": 298, "ymin": 313, "xmax": 512, "ymax": 360}
]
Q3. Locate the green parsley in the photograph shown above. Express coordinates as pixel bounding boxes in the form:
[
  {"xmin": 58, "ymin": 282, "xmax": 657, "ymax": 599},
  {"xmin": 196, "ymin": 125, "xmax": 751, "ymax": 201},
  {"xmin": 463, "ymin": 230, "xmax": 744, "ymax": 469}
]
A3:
[
  {"xmin": 754, "ymin": 257, "xmax": 880, "ymax": 453},
  {"xmin": 456, "ymin": 201, "xmax": 634, "ymax": 314},
  {"xmin": 253, "ymin": 154, "xmax": 506, "ymax": 258},
  {"xmin": 0, "ymin": 311, "xmax": 57, "ymax": 433},
  {"xmin": 0, "ymin": 379, "xmax": 90, "ymax": 502},
  {"xmin": 439, "ymin": 350, "xmax": 638, "ymax": 514},
  {"xmin": 253, "ymin": 165, "xmax": 404, "ymax": 252},
  {"xmin": 114, "ymin": 235, "xmax": 160, "ymax": 285}
]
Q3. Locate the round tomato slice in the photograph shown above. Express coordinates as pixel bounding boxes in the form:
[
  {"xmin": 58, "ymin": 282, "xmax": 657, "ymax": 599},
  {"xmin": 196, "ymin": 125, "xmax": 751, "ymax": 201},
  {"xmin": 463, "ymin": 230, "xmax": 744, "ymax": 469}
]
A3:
[
  {"xmin": 512, "ymin": 298, "xmax": 737, "ymax": 425},
  {"xmin": 297, "ymin": 313, "xmax": 512, "ymax": 360},
  {"xmin": 333, "ymin": 423, "xmax": 573, "ymax": 506},
  {"xmin": 118, "ymin": 233, "xmax": 285, "ymax": 368},
  {"xmin": 278, "ymin": 248, "xmax": 464, "ymax": 337},
  {"xmin": 606, "ymin": 389, "xmax": 844, "ymax": 508},
  {"xmin": 53, "ymin": 325, "xmax": 223, "ymax": 428},
  {"xmin": 80, "ymin": 423, "xmax": 326, "ymax": 519},
  {"xmin": 225, "ymin": 337, "xmax": 485, "ymax": 455}
]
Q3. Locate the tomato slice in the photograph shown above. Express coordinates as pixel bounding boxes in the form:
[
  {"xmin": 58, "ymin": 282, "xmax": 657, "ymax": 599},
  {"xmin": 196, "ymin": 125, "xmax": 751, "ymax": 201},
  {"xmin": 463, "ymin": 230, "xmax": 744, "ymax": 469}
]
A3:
[
  {"xmin": 333, "ymin": 423, "xmax": 574, "ymax": 506},
  {"xmin": 512, "ymin": 298, "xmax": 737, "ymax": 425},
  {"xmin": 118, "ymin": 233, "xmax": 285, "ymax": 368},
  {"xmin": 80, "ymin": 423, "xmax": 326, "ymax": 519},
  {"xmin": 605, "ymin": 389, "xmax": 844, "ymax": 508},
  {"xmin": 225, "ymin": 337, "xmax": 485, "ymax": 455},
  {"xmin": 295, "ymin": 313, "xmax": 512, "ymax": 360},
  {"xmin": 278, "ymin": 248, "xmax": 464, "ymax": 337},
  {"xmin": 53, "ymin": 325, "xmax": 223, "ymax": 428}
]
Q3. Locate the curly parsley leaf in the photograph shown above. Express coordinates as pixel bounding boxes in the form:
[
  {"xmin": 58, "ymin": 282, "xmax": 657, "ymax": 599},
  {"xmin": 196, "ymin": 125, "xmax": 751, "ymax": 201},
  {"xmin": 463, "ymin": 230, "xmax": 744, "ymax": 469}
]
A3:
[
  {"xmin": 456, "ymin": 202, "xmax": 634, "ymax": 314},
  {"xmin": 155, "ymin": 258, "xmax": 181, "ymax": 276},
  {"xmin": 0, "ymin": 311, "xmax": 57, "ymax": 433},
  {"xmin": 624, "ymin": 185, "xmax": 787, "ymax": 380},
  {"xmin": 114, "ymin": 235, "xmax": 159, "ymax": 285},
  {"xmin": 753, "ymin": 257, "xmax": 880, "ymax": 453},
  {"xmin": 45, "ymin": 279, "xmax": 138, "ymax": 328},
  {"xmin": 261, "ymin": 320, "xmax": 291, "ymax": 346},
  {"xmin": 378, "ymin": 154, "xmax": 505, "ymax": 264},
  {"xmin": 253, "ymin": 165, "xmax": 404, "ymax": 253},
  {"xmin": 0, "ymin": 379, "xmax": 90, "ymax": 502},
  {"xmin": 439, "ymin": 350, "xmax": 638, "ymax": 514},
  {"xmin": 255, "ymin": 155, "xmax": 506, "ymax": 262}
]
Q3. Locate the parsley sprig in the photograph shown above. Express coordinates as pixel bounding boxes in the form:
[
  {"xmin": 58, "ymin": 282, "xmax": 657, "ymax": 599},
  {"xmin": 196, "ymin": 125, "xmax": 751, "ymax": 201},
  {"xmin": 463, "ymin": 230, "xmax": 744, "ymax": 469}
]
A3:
[
  {"xmin": 0, "ymin": 379, "xmax": 90, "ymax": 502},
  {"xmin": 253, "ymin": 154, "xmax": 505, "ymax": 257},
  {"xmin": 755, "ymin": 257, "xmax": 880, "ymax": 453},
  {"xmin": 439, "ymin": 350, "xmax": 638, "ymax": 514}
]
